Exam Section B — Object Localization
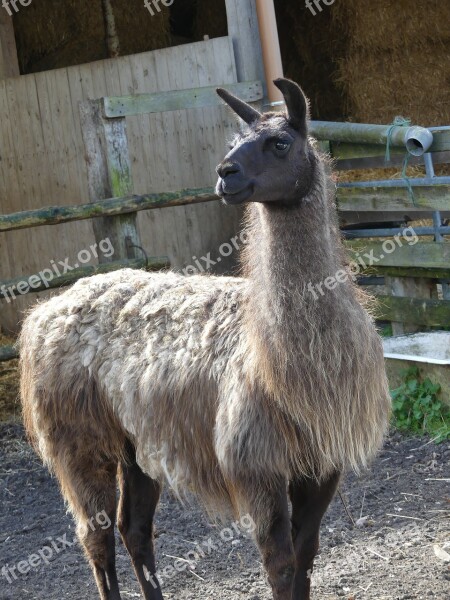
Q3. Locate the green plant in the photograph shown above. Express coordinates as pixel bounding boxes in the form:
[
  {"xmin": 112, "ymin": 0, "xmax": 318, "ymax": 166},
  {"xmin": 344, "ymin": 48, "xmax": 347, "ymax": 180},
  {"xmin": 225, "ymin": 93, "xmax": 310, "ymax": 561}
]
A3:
[
  {"xmin": 391, "ymin": 367, "xmax": 450, "ymax": 443},
  {"xmin": 379, "ymin": 323, "xmax": 393, "ymax": 338}
]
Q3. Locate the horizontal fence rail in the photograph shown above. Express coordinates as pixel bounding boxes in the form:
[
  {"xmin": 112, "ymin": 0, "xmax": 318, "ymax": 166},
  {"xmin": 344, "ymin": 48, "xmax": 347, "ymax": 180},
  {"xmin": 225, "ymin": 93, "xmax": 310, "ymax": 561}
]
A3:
[
  {"xmin": 1, "ymin": 184, "xmax": 448, "ymax": 235},
  {"xmin": 1, "ymin": 82, "xmax": 449, "ymax": 361},
  {"xmin": 0, "ymin": 188, "xmax": 217, "ymax": 233},
  {"xmin": 346, "ymin": 241, "xmax": 450, "ymax": 269}
]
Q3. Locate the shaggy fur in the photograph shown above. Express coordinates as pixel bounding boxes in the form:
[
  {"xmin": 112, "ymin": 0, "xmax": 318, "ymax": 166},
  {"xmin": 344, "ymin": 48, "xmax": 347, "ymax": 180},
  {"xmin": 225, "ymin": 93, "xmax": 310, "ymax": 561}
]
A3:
[{"xmin": 20, "ymin": 79, "xmax": 391, "ymax": 600}]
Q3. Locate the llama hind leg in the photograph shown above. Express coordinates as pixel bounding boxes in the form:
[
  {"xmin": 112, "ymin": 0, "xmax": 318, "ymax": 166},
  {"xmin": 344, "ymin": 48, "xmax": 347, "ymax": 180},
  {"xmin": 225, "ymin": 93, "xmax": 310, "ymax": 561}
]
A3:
[
  {"xmin": 289, "ymin": 471, "xmax": 340, "ymax": 600},
  {"xmin": 52, "ymin": 445, "xmax": 121, "ymax": 600},
  {"xmin": 117, "ymin": 440, "xmax": 163, "ymax": 600}
]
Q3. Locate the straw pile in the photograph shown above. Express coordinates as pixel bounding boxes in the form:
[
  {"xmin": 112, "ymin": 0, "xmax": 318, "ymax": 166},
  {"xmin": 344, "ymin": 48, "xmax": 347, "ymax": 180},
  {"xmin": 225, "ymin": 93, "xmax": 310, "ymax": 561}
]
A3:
[
  {"xmin": 13, "ymin": 0, "xmax": 170, "ymax": 74},
  {"xmin": 193, "ymin": 0, "xmax": 227, "ymax": 41},
  {"xmin": 274, "ymin": 1, "xmax": 346, "ymax": 120},
  {"xmin": 333, "ymin": 0, "xmax": 450, "ymax": 125}
]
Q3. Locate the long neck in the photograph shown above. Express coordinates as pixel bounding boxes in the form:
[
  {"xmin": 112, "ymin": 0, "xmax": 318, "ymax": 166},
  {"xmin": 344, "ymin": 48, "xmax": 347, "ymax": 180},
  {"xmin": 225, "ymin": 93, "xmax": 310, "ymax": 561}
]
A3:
[
  {"xmin": 242, "ymin": 159, "xmax": 353, "ymax": 392},
  {"xmin": 243, "ymin": 160, "xmax": 343, "ymax": 322}
]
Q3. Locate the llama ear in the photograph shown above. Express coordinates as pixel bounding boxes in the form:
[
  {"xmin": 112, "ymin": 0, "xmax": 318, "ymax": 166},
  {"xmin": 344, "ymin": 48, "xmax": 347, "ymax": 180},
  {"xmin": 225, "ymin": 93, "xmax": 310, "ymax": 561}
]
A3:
[
  {"xmin": 216, "ymin": 87, "xmax": 261, "ymax": 126},
  {"xmin": 273, "ymin": 78, "xmax": 310, "ymax": 134}
]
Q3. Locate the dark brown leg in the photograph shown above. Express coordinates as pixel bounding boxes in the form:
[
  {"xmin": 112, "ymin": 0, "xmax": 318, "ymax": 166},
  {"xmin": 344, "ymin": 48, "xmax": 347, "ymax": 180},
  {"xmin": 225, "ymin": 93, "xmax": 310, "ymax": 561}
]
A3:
[
  {"xmin": 239, "ymin": 478, "xmax": 296, "ymax": 600},
  {"xmin": 289, "ymin": 471, "xmax": 340, "ymax": 600},
  {"xmin": 117, "ymin": 441, "xmax": 163, "ymax": 600}
]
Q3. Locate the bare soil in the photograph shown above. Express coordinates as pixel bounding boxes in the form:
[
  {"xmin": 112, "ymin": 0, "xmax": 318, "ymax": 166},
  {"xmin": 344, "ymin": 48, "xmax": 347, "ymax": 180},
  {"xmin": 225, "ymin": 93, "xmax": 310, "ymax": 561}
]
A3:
[{"xmin": 0, "ymin": 420, "xmax": 449, "ymax": 600}]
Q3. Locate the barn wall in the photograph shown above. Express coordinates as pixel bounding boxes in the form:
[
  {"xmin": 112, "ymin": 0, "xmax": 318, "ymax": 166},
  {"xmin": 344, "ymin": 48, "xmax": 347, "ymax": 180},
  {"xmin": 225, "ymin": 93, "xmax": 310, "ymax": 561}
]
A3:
[{"xmin": 0, "ymin": 37, "xmax": 243, "ymax": 333}]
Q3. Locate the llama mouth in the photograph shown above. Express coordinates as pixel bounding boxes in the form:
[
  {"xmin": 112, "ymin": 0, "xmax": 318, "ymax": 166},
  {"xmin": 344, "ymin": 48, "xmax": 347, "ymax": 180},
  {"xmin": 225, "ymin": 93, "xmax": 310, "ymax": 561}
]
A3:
[{"xmin": 216, "ymin": 180, "xmax": 254, "ymax": 205}]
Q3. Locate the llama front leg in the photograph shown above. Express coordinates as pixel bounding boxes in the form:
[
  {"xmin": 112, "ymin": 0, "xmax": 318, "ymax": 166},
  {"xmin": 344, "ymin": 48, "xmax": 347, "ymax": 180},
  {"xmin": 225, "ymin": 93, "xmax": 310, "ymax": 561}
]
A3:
[
  {"xmin": 239, "ymin": 478, "xmax": 296, "ymax": 600},
  {"xmin": 289, "ymin": 471, "xmax": 340, "ymax": 599},
  {"xmin": 117, "ymin": 441, "xmax": 163, "ymax": 600}
]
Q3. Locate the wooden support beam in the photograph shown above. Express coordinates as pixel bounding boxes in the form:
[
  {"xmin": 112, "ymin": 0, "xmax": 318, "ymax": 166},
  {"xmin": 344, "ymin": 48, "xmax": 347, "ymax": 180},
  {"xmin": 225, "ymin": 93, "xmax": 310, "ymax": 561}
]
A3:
[
  {"xmin": 0, "ymin": 188, "xmax": 217, "ymax": 233},
  {"xmin": 0, "ymin": 10, "xmax": 19, "ymax": 79},
  {"xmin": 225, "ymin": 0, "xmax": 266, "ymax": 93},
  {"xmin": 80, "ymin": 99, "xmax": 141, "ymax": 263},
  {"xmin": 103, "ymin": 81, "xmax": 263, "ymax": 118}
]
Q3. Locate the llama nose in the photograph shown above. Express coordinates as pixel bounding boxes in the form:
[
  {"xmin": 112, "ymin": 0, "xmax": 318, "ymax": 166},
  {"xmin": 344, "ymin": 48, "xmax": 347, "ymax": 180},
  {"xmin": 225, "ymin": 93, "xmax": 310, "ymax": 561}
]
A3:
[{"xmin": 216, "ymin": 161, "xmax": 241, "ymax": 179}]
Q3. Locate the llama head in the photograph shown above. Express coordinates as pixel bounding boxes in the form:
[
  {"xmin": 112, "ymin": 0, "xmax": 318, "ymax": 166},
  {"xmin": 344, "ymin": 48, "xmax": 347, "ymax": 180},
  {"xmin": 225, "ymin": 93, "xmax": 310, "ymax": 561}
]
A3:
[{"xmin": 215, "ymin": 78, "xmax": 316, "ymax": 206}]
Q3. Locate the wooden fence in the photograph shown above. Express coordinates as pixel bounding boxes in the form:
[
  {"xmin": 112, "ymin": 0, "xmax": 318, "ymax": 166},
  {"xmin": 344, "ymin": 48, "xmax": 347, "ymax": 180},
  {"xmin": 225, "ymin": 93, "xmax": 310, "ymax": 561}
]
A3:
[
  {"xmin": 0, "ymin": 80, "xmax": 263, "ymax": 361},
  {"xmin": 1, "ymin": 84, "xmax": 449, "ymax": 360},
  {"xmin": 0, "ymin": 36, "xmax": 247, "ymax": 332}
]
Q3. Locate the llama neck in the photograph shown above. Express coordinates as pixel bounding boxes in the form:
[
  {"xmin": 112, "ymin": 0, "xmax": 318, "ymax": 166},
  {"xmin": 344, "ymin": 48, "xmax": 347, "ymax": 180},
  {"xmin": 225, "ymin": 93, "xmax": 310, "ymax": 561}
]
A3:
[
  {"xmin": 242, "ymin": 162, "xmax": 350, "ymax": 392},
  {"xmin": 243, "ymin": 165, "xmax": 342, "ymax": 323}
]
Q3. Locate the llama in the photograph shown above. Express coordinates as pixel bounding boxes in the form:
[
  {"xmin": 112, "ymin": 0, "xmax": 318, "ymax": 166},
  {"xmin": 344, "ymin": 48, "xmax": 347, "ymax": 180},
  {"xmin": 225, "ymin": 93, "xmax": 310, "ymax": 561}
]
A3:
[{"xmin": 20, "ymin": 78, "xmax": 391, "ymax": 600}]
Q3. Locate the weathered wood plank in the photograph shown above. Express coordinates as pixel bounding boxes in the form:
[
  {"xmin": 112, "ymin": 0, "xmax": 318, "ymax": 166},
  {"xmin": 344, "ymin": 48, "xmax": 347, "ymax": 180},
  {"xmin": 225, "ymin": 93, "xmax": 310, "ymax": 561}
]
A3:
[
  {"xmin": 385, "ymin": 276, "xmax": 436, "ymax": 335},
  {"xmin": 0, "ymin": 188, "xmax": 217, "ymax": 232},
  {"xmin": 429, "ymin": 129, "xmax": 450, "ymax": 153},
  {"xmin": 337, "ymin": 185, "xmax": 450, "ymax": 212},
  {"xmin": 374, "ymin": 266, "xmax": 450, "ymax": 280},
  {"xmin": 345, "ymin": 241, "xmax": 450, "ymax": 269},
  {"xmin": 0, "ymin": 11, "xmax": 19, "ymax": 79},
  {"xmin": 0, "ymin": 257, "xmax": 168, "ymax": 300},
  {"xmin": 375, "ymin": 295, "xmax": 450, "ymax": 327},
  {"xmin": 103, "ymin": 81, "xmax": 263, "ymax": 118}
]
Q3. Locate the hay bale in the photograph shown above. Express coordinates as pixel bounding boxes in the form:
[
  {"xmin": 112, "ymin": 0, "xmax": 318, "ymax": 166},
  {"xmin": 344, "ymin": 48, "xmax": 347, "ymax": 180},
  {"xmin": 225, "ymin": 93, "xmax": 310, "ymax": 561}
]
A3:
[
  {"xmin": 274, "ymin": 1, "xmax": 346, "ymax": 120},
  {"xmin": 193, "ymin": 0, "xmax": 227, "ymax": 40},
  {"xmin": 13, "ymin": 0, "xmax": 170, "ymax": 74},
  {"xmin": 336, "ymin": 46, "xmax": 450, "ymax": 125},
  {"xmin": 333, "ymin": 0, "xmax": 450, "ymax": 52},
  {"xmin": 110, "ymin": 0, "xmax": 170, "ymax": 57}
]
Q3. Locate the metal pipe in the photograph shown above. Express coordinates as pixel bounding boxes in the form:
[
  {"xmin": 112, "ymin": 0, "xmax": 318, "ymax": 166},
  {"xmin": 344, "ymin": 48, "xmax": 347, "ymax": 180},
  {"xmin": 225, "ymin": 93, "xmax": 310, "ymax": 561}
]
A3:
[
  {"xmin": 255, "ymin": 0, "xmax": 284, "ymax": 104},
  {"xmin": 311, "ymin": 121, "xmax": 434, "ymax": 156},
  {"xmin": 424, "ymin": 153, "xmax": 436, "ymax": 178},
  {"xmin": 423, "ymin": 154, "xmax": 444, "ymax": 243},
  {"xmin": 338, "ymin": 176, "xmax": 450, "ymax": 188},
  {"xmin": 404, "ymin": 126, "xmax": 434, "ymax": 157}
]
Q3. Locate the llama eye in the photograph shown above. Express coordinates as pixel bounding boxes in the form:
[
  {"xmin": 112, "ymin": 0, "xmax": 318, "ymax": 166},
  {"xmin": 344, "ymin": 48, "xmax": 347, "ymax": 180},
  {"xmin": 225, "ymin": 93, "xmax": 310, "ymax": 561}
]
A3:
[{"xmin": 274, "ymin": 140, "xmax": 290, "ymax": 153}]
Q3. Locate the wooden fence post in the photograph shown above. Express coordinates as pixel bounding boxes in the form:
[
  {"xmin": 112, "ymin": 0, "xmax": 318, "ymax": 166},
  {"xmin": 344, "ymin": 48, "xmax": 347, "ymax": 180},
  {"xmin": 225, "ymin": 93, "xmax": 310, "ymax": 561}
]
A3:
[
  {"xmin": 225, "ymin": 0, "xmax": 266, "ymax": 93},
  {"xmin": 79, "ymin": 99, "xmax": 142, "ymax": 263}
]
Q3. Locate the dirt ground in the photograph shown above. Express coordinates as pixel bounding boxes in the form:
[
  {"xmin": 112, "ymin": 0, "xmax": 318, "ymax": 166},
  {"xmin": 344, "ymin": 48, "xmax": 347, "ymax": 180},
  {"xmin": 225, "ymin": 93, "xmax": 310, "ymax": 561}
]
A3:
[{"xmin": 0, "ymin": 418, "xmax": 448, "ymax": 600}]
